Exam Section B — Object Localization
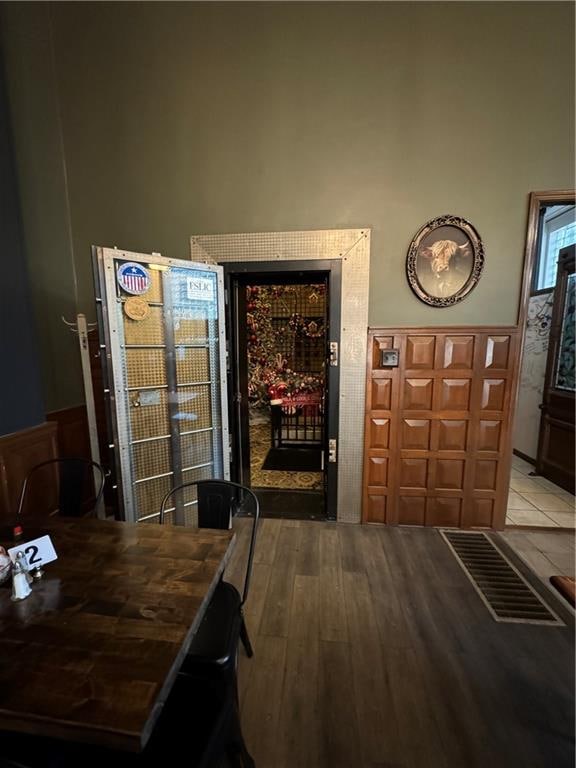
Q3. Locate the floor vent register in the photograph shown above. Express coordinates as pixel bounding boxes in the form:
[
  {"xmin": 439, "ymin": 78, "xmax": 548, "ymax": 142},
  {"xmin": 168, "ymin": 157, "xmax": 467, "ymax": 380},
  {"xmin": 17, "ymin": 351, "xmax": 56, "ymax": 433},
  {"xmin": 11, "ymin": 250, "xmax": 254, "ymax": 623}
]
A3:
[{"xmin": 440, "ymin": 530, "xmax": 564, "ymax": 626}]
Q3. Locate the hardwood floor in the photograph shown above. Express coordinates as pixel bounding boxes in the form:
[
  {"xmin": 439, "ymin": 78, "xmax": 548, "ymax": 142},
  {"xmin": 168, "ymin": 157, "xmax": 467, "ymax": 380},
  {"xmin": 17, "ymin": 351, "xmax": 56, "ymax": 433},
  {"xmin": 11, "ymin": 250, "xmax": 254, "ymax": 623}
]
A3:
[{"xmin": 225, "ymin": 519, "xmax": 575, "ymax": 768}]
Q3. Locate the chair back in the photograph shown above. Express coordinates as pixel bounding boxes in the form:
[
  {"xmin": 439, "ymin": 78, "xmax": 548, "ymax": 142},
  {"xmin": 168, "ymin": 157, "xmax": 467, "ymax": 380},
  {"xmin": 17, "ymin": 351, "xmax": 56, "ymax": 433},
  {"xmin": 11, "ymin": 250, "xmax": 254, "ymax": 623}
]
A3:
[
  {"xmin": 159, "ymin": 479, "xmax": 259, "ymax": 606},
  {"xmin": 17, "ymin": 458, "xmax": 106, "ymax": 518}
]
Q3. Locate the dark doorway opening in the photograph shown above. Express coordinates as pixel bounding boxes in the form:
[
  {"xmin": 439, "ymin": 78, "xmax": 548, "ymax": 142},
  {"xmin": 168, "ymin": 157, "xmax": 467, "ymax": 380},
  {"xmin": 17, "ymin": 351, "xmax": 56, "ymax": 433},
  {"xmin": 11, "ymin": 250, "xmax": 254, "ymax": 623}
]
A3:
[{"xmin": 225, "ymin": 261, "xmax": 341, "ymax": 520}]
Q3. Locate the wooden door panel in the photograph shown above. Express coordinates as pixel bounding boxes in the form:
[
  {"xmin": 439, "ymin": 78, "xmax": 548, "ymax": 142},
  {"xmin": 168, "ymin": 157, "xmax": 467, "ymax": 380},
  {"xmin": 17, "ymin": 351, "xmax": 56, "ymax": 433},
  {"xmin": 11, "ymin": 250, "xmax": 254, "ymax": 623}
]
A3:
[
  {"xmin": 399, "ymin": 458, "xmax": 428, "ymax": 489},
  {"xmin": 365, "ymin": 493, "xmax": 387, "ymax": 524},
  {"xmin": 371, "ymin": 378, "xmax": 392, "ymax": 410},
  {"xmin": 474, "ymin": 460, "xmax": 498, "ymax": 491},
  {"xmin": 484, "ymin": 335, "xmax": 511, "ymax": 370},
  {"xmin": 398, "ymin": 496, "xmax": 426, "ymax": 525},
  {"xmin": 401, "ymin": 419, "xmax": 430, "ymax": 450},
  {"xmin": 440, "ymin": 379, "xmax": 471, "ymax": 410},
  {"xmin": 403, "ymin": 379, "xmax": 434, "ymax": 410},
  {"xmin": 477, "ymin": 420, "xmax": 502, "ymax": 452},
  {"xmin": 442, "ymin": 335, "xmax": 475, "ymax": 369},
  {"xmin": 436, "ymin": 460, "xmax": 465, "ymax": 490},
  {"xmin": 539, "ymin": 418, "xmax": 575, "ymax": 488},
  {"xmin": 437, "ymin": 419, "xmax": 468, "ymax": 451},
  {"xmin": 480, "ymin": 379, "xmax": 506, "ymax": 410},
  {"xmin": 536, "ymin": 246, "xmax": 575, "ymax": 493},
  {"xmin": 367, "ymin": 456, "xmax": 388, "ymax": 486},
  {"xmin": 368, "ymin": 417, "xmax": 390, "ymax": 449},
  {"xmin": 463, "ymin": 498, "xmax": 495, "ymax": 528},
  {"xmin": 406, "ymin": 336, "xmax": 436, "ymax": 369},
  {"xmin": 363, "ymin": 328, "xmax": 520, "ymax": 528},
  {"xmin": 371, "ymin": 335, "xmax": 395, "ymax": 369},
  {"xmin": 427, "ymin": 497, "xmax": 462, "ymax": 527}
]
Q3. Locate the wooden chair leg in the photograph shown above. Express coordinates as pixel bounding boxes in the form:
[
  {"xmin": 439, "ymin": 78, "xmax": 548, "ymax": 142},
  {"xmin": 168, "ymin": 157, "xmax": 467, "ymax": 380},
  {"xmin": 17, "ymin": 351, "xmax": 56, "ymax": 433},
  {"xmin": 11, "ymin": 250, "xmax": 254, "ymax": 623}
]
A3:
[{"xmin": 239, "ymin": 614, "xmax": 254, "ymax": 658}]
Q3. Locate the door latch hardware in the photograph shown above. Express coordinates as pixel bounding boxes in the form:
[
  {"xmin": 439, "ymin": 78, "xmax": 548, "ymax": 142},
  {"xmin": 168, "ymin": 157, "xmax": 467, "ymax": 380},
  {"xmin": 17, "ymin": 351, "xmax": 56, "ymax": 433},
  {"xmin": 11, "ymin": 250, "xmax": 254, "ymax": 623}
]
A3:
[
  {"xmin": 328, "ymin": 439, "xmax": 337, "ymax": 463},
  {"xmin": 329, "ymin": 341, "xmax": 339, "ymax": 367}
]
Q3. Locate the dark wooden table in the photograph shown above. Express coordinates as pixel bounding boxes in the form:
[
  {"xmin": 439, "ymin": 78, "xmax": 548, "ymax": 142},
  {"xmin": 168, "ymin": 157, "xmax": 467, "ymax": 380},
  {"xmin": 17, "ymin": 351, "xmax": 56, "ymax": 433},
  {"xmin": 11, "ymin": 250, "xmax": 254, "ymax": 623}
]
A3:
[{"xmin": 0, "ymin": 517, "xmax": 235, "ymax": 752}]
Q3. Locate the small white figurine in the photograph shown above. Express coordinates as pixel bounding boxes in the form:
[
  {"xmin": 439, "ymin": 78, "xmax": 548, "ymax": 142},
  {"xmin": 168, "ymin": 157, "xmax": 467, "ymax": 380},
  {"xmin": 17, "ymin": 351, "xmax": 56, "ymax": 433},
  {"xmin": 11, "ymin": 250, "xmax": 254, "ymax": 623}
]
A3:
[{"xmin": 11, "ymin": 552, "xmax": 32, "ymax": 601}]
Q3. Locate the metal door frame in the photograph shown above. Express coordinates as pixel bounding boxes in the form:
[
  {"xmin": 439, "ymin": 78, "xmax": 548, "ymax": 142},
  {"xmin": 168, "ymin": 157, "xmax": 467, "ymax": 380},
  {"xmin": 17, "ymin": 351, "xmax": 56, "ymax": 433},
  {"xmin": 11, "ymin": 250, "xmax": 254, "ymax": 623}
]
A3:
[
  {"xmin": 225, "ymin": 261, "xmax": 341, "ymax": 520},
  {"xmin": 93, "ymin": 246, "xmax": 229, "ymax": 523}
]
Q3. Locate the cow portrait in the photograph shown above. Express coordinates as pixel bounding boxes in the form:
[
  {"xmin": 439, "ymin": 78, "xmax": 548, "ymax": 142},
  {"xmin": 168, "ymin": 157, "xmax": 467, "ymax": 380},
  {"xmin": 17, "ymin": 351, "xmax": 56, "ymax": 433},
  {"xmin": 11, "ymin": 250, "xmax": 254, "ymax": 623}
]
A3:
[
  {"xmin": 406, "ymin": 216, "xmax": 484, "ymax": 307},
  {"xmin": 419, "ymin": 238, "xmax": 471, "ymax": 297}
]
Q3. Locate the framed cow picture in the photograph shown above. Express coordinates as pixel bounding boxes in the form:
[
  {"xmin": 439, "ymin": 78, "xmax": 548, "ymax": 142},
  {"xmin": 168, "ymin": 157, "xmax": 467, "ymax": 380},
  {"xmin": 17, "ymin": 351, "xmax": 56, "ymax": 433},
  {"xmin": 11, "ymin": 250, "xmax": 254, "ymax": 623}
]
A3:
[{"xmin": 406, "ymin": 215, "xmax": 484, "ymax": 307}]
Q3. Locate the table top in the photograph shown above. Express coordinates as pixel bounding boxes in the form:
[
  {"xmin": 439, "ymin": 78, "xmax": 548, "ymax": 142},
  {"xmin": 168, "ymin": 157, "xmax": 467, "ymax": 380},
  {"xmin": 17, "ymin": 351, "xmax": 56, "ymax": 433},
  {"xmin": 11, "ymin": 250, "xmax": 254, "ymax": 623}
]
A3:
[{"xmin": 0, "ymin": 516, "xmax": 235, "ymax": 752}]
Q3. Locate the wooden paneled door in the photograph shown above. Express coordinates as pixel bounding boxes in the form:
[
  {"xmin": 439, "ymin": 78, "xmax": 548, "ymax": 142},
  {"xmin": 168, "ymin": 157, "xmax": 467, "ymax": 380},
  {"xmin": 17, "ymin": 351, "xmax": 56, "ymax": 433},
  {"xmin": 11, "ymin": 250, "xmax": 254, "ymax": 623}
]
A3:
[
  {"xmin": 363, "ymin": 328, "xmax": 520, "ymax": 529},
  {"xmin": 536, "ymin": 245, "xmax": 575, "ymax": 492}
]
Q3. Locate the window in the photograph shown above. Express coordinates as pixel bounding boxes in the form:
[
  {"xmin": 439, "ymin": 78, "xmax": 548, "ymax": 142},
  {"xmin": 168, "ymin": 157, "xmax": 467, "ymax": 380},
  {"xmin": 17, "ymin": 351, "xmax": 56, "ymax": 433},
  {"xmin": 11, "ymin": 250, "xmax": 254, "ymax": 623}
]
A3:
[{"xmin": 534, "ymin": 205, "xmax": 576, "ymax": 292}]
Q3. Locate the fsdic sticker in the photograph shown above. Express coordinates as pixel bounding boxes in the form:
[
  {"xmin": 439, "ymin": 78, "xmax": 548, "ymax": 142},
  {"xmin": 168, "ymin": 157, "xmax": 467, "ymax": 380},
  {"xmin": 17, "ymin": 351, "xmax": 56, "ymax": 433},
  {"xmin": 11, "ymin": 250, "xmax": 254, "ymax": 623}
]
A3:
[
  {"xmin": 117, "ymin": 262, "xmax": 151, "ymax": 295},
  {"xmin": 186, "ymin": 276, "xmax": 214, "ymax": 301}
]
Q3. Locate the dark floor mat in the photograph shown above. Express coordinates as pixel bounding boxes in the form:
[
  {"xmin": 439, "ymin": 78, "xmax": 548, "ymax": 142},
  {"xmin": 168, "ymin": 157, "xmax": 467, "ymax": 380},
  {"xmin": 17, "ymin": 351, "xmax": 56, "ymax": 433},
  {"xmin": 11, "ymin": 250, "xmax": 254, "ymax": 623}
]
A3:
[
  {"xmin": 262, "ymin": 447, "xmax": 322, "ymax": 472},
  {"xmin": 250, "ymin": 489, "xmax": 326, "ymax": 520}
]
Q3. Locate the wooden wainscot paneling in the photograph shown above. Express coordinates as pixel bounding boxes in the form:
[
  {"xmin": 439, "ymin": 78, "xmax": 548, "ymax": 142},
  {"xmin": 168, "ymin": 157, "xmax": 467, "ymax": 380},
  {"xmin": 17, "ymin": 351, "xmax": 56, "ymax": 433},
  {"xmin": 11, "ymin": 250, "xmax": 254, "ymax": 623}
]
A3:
[
  {"xmin": 363, "ymin": 327, "xmax": 521, "ymax": 530},
  {"xmin": 47, "ymin": 405, "xmax": 91, "ymax": 459},
  {"xmin": 0, "ymin": 422, "xmax": 58, "ymax": 520}
]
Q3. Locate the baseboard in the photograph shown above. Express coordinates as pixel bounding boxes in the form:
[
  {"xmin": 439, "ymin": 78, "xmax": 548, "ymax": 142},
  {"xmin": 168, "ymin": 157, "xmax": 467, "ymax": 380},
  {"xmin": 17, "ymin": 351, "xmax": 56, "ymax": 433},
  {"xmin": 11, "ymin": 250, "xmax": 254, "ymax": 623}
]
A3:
[{"xmin": 512, "ymin": 449, "xmax": 536, "ymax": 465}]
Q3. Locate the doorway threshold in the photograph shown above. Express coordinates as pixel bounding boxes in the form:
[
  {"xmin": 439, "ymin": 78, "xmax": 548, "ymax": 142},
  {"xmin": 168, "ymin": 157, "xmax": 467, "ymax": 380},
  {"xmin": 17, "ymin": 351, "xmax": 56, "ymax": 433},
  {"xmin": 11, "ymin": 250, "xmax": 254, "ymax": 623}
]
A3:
[{"xmin": 250, "ymin": 488, "xmax": 326, "ymax": 521}]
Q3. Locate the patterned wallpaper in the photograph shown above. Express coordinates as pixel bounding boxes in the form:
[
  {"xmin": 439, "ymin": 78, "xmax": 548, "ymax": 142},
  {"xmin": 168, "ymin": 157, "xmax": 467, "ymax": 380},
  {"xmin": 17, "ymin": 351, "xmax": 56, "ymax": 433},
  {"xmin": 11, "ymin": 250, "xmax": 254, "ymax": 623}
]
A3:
[{"xmin": 513, "ymin": 291, "xmax": 554, "ymax": 459}]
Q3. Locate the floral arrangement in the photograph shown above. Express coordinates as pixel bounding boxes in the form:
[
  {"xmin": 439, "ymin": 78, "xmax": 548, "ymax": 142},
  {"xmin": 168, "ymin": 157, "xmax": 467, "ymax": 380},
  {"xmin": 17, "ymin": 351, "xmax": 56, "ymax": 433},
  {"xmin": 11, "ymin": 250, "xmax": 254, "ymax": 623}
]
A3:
[{"xmin": 267, "ymin": 372, "xmax": 323, "ymax": 403}]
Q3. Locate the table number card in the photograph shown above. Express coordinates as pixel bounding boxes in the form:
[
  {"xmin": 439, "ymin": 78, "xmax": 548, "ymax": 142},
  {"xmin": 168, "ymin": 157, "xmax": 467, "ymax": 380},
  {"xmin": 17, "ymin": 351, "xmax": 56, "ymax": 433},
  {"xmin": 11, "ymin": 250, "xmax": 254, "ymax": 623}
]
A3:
[{"xmin": 8, "ymin": 536, "xmax": 58, "ymax": 569}]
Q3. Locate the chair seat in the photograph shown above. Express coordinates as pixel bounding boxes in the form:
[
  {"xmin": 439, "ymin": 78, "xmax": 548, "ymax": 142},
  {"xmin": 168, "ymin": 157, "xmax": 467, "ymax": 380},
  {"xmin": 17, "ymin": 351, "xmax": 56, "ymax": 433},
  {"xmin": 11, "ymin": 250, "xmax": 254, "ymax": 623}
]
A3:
[{"xmin": 183, "ymin": 580, "xmax": 243, "ymax": 671}]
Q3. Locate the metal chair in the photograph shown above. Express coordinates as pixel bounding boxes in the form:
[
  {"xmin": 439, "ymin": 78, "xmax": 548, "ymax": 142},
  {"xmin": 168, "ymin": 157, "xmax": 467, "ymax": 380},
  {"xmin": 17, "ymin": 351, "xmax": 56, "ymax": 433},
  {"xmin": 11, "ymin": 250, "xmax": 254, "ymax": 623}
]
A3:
[
  {"xmin": 159, "ymin": 479, "xmax": 258, "ymax": 767},
  {"xmin": 17, "ymin": 458, "xmax": 106, "ymax": 518},
  {"xmin": 159, "ymin": 479, "xmax": 260, "ymax": 663}
]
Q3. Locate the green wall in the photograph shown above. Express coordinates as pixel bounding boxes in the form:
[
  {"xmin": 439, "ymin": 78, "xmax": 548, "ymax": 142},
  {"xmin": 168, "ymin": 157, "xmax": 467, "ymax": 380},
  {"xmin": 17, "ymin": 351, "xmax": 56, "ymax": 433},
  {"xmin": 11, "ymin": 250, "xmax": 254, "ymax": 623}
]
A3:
[{"xmin": 1, "ymin": 1, "xmax": 574, "ymax": 411}]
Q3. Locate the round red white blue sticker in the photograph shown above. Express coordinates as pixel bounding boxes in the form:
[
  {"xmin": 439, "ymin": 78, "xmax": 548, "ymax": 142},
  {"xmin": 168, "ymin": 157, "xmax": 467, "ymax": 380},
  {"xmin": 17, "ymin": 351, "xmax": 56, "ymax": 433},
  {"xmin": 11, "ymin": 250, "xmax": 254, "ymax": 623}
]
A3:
[{"xmin": 117, "ymin": 262, "xmax": 151, "ymax": 295}]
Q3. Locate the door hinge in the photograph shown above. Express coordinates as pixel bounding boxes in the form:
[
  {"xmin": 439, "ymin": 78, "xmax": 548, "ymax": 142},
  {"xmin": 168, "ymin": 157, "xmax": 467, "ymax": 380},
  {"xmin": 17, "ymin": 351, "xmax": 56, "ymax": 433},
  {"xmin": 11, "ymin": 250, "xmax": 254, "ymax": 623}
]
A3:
[
  {"xmin": 328, "ymin": 438, "xmax": 337, "ymax": 463},
  {"xmin": 329, "ymin": 341, "xmax": 338, "ymax": 367}
]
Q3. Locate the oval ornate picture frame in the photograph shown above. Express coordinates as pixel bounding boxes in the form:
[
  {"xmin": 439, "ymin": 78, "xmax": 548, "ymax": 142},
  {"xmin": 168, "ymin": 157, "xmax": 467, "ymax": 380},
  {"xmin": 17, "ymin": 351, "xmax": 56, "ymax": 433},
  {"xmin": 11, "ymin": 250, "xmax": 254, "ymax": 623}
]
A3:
[{"xmin": 406, "ymin": 214, "xmax": 484, "ymax": 307}]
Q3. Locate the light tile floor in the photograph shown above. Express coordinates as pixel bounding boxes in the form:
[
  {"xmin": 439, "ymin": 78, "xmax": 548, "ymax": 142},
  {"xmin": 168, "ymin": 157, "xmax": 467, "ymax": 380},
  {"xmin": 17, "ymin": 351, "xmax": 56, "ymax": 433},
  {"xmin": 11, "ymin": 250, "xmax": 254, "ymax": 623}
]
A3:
[
  {"xmin": 506, "ymin": 455, "xmax": 576, "ymax": 529},
  {"xmin": 501, "ymin": 528, "xmax": 575, "ymax": 608}
]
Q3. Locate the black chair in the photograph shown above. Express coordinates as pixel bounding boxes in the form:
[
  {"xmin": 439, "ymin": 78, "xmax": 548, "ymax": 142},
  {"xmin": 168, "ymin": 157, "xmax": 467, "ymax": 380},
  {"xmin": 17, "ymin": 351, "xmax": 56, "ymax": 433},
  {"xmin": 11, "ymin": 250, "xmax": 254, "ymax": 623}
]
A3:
[
  {"xmin": 159, "ymin": 479, "xmax": 259, "ymax": 768},
  {"xmin": 17, "ymin": 458, "xmax": 106, "ymax": 518},
  {"xmin": 160, "ymin": 479, "xmax": 259, "ymax": 665}
]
